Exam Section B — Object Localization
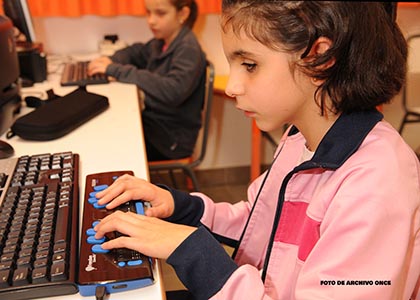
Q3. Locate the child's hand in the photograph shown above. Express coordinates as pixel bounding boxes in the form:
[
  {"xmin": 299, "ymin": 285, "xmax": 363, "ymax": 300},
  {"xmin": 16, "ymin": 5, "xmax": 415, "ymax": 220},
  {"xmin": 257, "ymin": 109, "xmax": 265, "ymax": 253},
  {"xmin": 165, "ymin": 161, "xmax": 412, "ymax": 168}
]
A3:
[
  {"xmin": 95, "ymin": 174, "xmax": 175, "ymax": 219},
  {"xmin": 88, "ymin": 56, "xmax": 112, "ymax": 75},
  {"xmin": 93, "ymin": 211, "xmax": 196, "ymax": 259}
]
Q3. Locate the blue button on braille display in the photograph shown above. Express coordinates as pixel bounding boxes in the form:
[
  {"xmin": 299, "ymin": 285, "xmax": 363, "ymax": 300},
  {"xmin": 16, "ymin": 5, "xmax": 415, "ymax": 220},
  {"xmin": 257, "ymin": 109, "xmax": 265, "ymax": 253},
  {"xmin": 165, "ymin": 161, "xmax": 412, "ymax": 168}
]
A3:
[
  {"xmin": 92, "ymin": 220, "xmax": 100, "ymax": 227},
  {"xmin": 118, "ymin": 261, "xmax": 126, "ymax": 267},
  {"xmin": 89, "ymin": 191, "xmax": 97, "ymax": 198},
  {"xmin": 94, "ymin": 184, "xmax": 108, "ymax": 191},
  {"xmin": 93, "ymin": 202, "xmax": 107, "ymax": 209},
  {"xmin": 86, "ymin": 228, "xmax": 96, "ymax": 236},
  {"xmin": 135, "ymin": 202, "xmax": 145, "ymax": 215},
  {"xmin": 127, "ymin": 260, "xmax": 143, "ymax": 266},
  {"xmin": 88, "ymin": 197, "xmax": 98, "ymax": 204},
  {"xmin": 92, "ymin": 244, "xmax": 110, "ymax": 254},
  {"xmin": 87, "ymin": 236, "xmax": 106, "ymax": 244}
]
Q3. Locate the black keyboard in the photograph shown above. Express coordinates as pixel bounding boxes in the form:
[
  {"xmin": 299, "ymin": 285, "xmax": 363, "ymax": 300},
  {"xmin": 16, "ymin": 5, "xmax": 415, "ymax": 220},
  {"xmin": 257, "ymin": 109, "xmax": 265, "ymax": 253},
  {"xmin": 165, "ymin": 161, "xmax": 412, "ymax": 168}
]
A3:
[
  {"xmin": 60, "ymin": 61, "xmax": 109, "ymax": 86},
  {"xmin": 0, "ymin": 152, "xmax": 80, "ymax": 300}
]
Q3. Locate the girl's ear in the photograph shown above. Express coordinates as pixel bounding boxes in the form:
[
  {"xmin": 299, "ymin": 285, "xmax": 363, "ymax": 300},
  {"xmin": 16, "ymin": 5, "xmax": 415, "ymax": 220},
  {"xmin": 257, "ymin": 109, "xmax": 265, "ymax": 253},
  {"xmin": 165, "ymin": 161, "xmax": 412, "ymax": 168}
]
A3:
[
  {"xmin": 309, "ymin": 37, "xmax": 335, "ymax": 69},
  {"xmin": 311, "ymin": 37, "xmax": 331, "ymax": 55},
  {"xmin": 178, "ymin": 6, "xmax": 191, "ymax": 25}
]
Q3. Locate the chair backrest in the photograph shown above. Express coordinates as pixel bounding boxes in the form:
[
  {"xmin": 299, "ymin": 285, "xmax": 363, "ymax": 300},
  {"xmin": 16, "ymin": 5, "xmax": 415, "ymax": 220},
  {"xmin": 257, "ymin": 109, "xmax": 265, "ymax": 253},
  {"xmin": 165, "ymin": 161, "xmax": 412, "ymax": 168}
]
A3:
[
  {"xmin": 190, "ymin": 60, "xmax": 215, "ymax": 168},
  {"xmin": 402, "ymin": 33, "xmax": 420, "ymax": 110}
]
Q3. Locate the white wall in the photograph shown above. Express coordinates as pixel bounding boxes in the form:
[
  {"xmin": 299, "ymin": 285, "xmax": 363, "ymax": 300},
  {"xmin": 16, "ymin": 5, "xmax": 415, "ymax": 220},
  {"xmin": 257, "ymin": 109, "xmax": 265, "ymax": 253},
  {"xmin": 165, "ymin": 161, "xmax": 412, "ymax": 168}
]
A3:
[
  {"xmin": 32, "ymin": 13, "xmax": 257, "ymax": 169},
  {"xmin": 31, "ymin": 6, "xmax": 420, "ymax": 169},
  {"xmin": 383, "ymin": 6, "xmax": 420, "ymax": 153}
]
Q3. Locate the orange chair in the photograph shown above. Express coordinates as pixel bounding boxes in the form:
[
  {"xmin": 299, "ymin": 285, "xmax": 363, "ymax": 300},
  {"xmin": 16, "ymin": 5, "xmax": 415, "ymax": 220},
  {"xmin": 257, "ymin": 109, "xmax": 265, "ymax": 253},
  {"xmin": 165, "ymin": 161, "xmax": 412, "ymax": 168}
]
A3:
[
  {"xmin": 399, "ymin": 33, "xmax": 420, "ymax": 135},
  {"xmin": 148, "ymin": 60, "xmax": 215, "ymax": 191}
]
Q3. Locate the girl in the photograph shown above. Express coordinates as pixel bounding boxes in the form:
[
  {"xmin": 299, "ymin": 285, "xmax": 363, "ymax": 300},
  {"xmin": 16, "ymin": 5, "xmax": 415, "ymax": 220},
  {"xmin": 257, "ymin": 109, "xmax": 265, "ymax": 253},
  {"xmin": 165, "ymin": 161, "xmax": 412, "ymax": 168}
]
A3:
[
  {"xmin": 94, "ymin": 2, "xmax": 420, "ymax": 299},
  {"xmin": 88, "ymin": 0, "xmax": 206, "ymax": 161}
]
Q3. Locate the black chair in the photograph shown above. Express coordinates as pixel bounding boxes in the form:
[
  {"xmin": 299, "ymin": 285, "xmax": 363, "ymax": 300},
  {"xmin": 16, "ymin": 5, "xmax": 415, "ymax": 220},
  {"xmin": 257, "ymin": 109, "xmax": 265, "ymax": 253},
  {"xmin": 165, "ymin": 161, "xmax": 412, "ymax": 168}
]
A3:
[
  {"xmin": 399, "ymin": 33, "xmax": 420, "ymax": 135},
  {"xmin": 148, "ymin": 60, "xmax": 215, "ymax": 191}
]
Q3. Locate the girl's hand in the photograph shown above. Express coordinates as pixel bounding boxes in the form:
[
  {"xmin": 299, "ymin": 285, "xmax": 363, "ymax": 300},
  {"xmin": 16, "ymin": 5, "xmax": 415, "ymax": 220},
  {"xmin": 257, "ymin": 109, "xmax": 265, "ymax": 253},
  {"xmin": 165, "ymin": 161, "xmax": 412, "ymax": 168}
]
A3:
[
  {"xmin": 94, "ymin": 211, "xmax": 196, "ymax": 259},
  {"xmin": 88, "ymin": 56, "xmax": 112, "ymax": 75},
  {"xmin": 95, "ymin": 174, "xmax": 175, "ymax": 219}
]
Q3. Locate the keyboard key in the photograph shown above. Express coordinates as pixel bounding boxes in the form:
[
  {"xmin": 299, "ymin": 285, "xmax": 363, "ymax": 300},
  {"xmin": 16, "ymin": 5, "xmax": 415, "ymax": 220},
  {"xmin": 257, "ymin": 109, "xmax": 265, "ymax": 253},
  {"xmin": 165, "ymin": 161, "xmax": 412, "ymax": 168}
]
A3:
[
  {"xmin": 127, "ymin": 260, "xmax": 143, "ymax": 266},
  {"xmin": 89, "ymin": 191, "xmax": 98, "ymax": 198},
  {"xmin": 93, "ymin": 202, "xmax": 107, "ymax": 209},
  {"xmin": 33, "ymin": 258, "xmax": 48, "ymax": 268},
  {"xmin": 0, "ymin": 270, "xmax": 10, "ymax": 288},
  {"xmin": 88, "ymin": 197, "xmax": 98, "ymax": 204},
  {"xmin": 86, "ymin": 228, "xmax": 96, "ymax": 236},
  {"xmin": 87, "ymin": 236, "xmax": 106, "ymax": 244},
  {"xmin": 0, "ymin": 261, "xmax": 12, "ymax": 271},
  {"xmin": 92, "ymin": 244, "xmax": 110, "ymax": 254},
  {"xmin": 52, "ymin": 252, "xmax": 66, "ymax": 263},
  {"xmin": 118, "ymin": 261, "xmax": 126, "ymax": 267},
  {"xmin": 93, "ymin": 184, "xmax": 108, "ymax": 191},
  {"xmin": 50, "ymin": 262, "xmax": 67, "ymax": 281},
  {"xmin": 16, "ymin": 256, "xmax": 31, "ymax": 267},
  {"xmin": 32, "ymin": 267, "xmax": 48, "ymax": 284},
  {"xmin": 54, "ymin": 205, "xmax": 69, "ymax": 244},
  {"xmin": 136, "ymin": 201, "xmax": 145, "ymax": 215},
  {"xmin": 12, "ymin": 267, "xmax": 30, "ymax": 286}
]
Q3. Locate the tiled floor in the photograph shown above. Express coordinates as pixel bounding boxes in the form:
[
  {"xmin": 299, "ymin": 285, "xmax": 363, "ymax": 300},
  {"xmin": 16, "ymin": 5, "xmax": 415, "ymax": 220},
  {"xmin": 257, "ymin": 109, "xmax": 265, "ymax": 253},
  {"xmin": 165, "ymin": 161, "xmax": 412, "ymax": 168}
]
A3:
[
  {"xmin": 149, "ymin": 165, "xmax": 255, "ymax": 203},
  {"xmin": 149, "ymin": 167, "xmax": 250, "ymax": 292}
]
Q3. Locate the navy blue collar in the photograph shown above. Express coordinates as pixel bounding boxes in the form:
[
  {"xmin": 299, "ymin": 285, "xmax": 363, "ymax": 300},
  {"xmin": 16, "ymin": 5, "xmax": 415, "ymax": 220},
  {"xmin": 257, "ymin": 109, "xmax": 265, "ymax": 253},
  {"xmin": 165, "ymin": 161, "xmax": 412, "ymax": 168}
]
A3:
[{"xmin": 289, "ymin": 109, "xmax": 383, "ymax": 169}]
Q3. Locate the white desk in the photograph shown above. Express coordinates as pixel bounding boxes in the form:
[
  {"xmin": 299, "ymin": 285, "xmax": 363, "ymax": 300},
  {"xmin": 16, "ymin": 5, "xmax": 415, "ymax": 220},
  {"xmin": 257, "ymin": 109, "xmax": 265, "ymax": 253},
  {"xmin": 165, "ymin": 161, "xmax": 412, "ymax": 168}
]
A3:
[{"xmin": 1, "ymin": 81, "xmax": 166, "ymax": 300}]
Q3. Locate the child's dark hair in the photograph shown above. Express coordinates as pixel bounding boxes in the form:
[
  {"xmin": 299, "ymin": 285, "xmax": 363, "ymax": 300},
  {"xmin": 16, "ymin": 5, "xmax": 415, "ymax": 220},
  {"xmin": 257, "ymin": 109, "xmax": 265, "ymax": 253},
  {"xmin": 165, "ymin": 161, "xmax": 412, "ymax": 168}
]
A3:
[
  {"xmin": 222, "ymin": 1, "xmax": 408, "ymax": 115},
  {"xmin": 171, "ymin": 0, "xmax": 198, "ymax": 29}
]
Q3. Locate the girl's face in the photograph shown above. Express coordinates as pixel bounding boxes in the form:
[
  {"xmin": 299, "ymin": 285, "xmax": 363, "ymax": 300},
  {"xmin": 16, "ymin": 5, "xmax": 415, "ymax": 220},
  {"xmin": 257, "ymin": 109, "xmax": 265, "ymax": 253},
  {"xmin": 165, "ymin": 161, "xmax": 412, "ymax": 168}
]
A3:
[
  {"xmin": 144, "ymin": 0, "xmax": 187, "ymax": 45},
  {"xmin": 222, "ymin": 26, "xmax": 317, "ymax": 132}
]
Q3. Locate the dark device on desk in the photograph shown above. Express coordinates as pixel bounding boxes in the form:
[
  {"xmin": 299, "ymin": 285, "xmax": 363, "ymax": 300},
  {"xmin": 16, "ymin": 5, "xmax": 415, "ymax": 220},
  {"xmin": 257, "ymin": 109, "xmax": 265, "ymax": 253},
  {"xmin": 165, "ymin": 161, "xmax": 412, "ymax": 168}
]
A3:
[
  {"xmin": 16, "ymin": 42, "xmax": 47, "ymax": 85},
  {"xmin": 7, "ymin": 88, "xmax": 109, "ymax": 141},
  {"xmin": 0, "ymin": 15, "xmax": 22, "ymax": 136},
  {"xmin": 3, "ymin": 0, "xmax": 47, "ymax": 86},
  {"xmin": 78, "ymin": 171, "xmax": 154, "ymax": 296}
]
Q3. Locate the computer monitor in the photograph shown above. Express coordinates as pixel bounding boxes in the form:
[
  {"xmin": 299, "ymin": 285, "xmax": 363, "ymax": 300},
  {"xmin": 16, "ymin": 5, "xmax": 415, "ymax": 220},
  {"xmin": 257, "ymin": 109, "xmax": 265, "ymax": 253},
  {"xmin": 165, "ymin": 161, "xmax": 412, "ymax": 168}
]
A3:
[
  {"xmin": 3, "ymin": 0, "xmax": 36, "ymax": 43},
  {"xmin": 0, "ymin": 15, "xmax": 21, "ymax": 136},
  {"xmin": 0, "ymin": 15, "xmax": 19, "ymax": 93}
]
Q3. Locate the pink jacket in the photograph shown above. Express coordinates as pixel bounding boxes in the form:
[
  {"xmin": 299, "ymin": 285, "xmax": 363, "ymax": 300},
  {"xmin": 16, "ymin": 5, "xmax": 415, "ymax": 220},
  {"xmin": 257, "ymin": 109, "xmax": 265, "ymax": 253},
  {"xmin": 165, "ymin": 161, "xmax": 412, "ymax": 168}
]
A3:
[{"xmin": 166, "ymin": 110, "xmax": 420, "ymax": 300}]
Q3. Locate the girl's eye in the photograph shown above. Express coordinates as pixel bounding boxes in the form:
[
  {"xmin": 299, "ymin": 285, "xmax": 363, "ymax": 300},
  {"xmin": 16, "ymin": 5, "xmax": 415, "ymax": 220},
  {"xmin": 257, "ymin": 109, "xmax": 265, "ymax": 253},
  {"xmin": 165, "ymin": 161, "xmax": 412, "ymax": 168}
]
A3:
[
  {"xmin": 242, "ymin": 62, "xmax": 257, "ymax": 72},
  {"xmin": 155, "ymin": 9, "xmax": 167, "ymax": 17}
]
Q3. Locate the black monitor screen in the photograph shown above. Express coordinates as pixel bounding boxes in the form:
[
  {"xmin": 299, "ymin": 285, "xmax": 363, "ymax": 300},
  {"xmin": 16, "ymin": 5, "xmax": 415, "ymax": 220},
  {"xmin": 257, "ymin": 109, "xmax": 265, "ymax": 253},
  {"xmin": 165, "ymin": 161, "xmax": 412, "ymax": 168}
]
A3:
[
  {"xmin": 382, "ymin": 2, "xmax": 397, "ymax": 22},
  {"xmin": 0, "ymin": 15, "xmax": 19, "ymax": 91},
  {"xmin": 3, "ymin": 0, "xmax": 36, "ymax": 43}
]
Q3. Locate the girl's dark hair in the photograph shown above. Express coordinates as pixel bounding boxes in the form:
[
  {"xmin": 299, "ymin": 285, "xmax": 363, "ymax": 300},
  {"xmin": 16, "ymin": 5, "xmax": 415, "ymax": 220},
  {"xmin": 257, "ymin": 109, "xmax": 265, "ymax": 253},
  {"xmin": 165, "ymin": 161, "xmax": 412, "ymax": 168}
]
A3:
[
  {"xmin": 222, "ymin": 1, "xmax": 408, "ymax": 115},
  {"xmin": 171, "ymin": 0, "xmax": 198, "ymax": 29}
]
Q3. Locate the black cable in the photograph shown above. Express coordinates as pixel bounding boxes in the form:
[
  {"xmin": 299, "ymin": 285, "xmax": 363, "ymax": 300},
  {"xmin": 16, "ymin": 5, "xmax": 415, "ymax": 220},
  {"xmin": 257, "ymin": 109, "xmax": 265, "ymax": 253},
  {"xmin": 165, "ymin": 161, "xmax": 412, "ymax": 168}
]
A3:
[
  {"xmin": 24, "ymin": 89, "xmax": 61, "ymax": 108},
  {"xmin": 95, "ymin": 285, "xmax": 108, "ymax": 300}
]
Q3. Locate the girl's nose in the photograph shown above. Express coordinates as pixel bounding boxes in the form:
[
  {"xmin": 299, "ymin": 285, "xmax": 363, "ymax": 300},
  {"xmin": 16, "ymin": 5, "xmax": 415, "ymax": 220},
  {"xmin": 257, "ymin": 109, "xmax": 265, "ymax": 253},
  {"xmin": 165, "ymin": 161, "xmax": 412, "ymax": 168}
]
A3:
[
  {"xmin": 225, "ymin": 76, "xmax": 243, "ymax": 98},
  {"xmin": 147, "ymin": 14, "xmax": 156, "ymax": 25}
]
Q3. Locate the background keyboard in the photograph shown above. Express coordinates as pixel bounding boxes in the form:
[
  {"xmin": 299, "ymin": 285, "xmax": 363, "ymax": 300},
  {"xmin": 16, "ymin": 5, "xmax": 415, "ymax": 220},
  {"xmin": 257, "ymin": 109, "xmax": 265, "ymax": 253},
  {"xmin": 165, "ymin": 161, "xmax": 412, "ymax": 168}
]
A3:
[
  {"xmin": 60, "ymin": 61, "xmax": 109, "ymax": 86},
  {"xmin": 0, "ymin": 152, "xmax": 79, "ymax": 300}
]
